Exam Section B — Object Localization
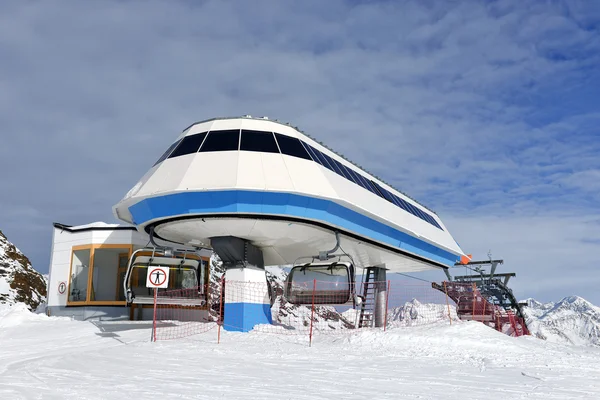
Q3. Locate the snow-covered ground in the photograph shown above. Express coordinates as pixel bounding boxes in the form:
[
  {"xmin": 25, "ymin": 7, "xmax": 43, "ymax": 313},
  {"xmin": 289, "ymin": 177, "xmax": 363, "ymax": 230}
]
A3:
[{"xmin": 1, "ymin": 304, "xmax": 599, "ymax": 399}]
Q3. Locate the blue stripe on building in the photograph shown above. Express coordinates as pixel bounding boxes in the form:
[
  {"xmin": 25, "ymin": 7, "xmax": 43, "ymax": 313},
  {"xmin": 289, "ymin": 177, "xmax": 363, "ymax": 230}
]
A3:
[{"xmin": 128, "ymin": 190, "xmax": 459, "ymax": 266}]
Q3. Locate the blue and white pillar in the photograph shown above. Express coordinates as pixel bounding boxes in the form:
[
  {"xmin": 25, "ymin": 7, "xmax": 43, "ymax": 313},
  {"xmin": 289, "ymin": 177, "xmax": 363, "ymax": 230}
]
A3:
[{"xmin": 223, "ymin": 267, "xmax": 272, "ymax": 332}]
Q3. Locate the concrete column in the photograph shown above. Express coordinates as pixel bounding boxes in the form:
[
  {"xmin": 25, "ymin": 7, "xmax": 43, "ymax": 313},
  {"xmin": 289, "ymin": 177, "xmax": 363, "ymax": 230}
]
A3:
[
  {"xmin": 223, "ymin": 266, "xmax": 272, "ymax": 332},
  {"xmin": 372, "ymin": 267, "xmax": 387, "ymax": 328}
]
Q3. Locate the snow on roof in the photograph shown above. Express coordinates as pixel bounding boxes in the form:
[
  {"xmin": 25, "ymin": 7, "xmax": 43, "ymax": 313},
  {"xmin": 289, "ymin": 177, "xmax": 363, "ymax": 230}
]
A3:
[
  {"xmin": 73, "ymin": 222, "xmax": 121, "ymax": 229},
  {"xmin": 53, "ymin": 222, "xmax": 136, "ymax": 232}
]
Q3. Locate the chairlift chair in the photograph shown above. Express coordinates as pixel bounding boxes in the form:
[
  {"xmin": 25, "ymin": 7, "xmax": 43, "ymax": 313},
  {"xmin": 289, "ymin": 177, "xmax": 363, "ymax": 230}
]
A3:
[
  {"xmin": 123, "ymin": 249, "xmax": 206, "ymax": 306},
  {"xmin": 283, "ymin": 258, "xmax": 356, "ymax": 305}
]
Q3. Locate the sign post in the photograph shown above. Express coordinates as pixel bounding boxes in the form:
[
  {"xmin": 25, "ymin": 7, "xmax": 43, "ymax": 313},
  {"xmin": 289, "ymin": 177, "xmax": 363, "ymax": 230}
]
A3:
[{"xmin": 146, "ymin": 267, "xmax": 170, "ymax": 342}]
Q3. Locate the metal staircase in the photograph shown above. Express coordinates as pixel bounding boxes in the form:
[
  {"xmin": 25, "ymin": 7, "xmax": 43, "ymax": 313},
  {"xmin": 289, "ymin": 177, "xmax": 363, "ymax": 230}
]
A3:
[{"xmin": 358, "ymin": 268, "xmax": 377, "ymax": 328}]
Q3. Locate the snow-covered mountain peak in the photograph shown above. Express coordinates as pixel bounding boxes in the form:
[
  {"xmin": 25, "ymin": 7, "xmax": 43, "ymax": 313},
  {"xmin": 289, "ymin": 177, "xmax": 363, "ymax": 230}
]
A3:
[{"xmin": 523, "ymin": 295, "xmax": 600, "ymax": 347}]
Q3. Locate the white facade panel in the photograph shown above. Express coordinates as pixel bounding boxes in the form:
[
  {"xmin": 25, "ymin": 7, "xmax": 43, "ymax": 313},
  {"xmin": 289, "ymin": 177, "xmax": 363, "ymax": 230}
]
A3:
[
  {"xmin": 177, "ymin": 152, "xmax": 239, "ymax": 190},
  {"xmin": 236, "ymin": 151, "xmax": 266, "ymax": 190},
  {"xmin": 136, "ymin": 156, "xmax": 193, "ymax": 196},
  {"xmin": 271, "ymin": 123, "xmax": 303, "ymax": 139},
  {"xmin": 260, "ymin": 153, "xmax": 295, "ymax": 192},
  {"xmin": 186, "ymin": 121, "xmax": 214, "ymax": 136},
  {"xmin": 240, "ymin": 118, "xmax": 277, "ymax": 131},
  {"xmin": 209, "ymin": 119, "xmax": 243, "ymax": 131},
  {"xmin": 282, "ymin": 156, "xmax": 339, "ymax": 199},
  {"xmin": 47, "ymin": 228, "xmax": 72, "ymax": 307},
  {"xmin": 91, "ymin": 230, "xmax": 134, "ymax": 245}
]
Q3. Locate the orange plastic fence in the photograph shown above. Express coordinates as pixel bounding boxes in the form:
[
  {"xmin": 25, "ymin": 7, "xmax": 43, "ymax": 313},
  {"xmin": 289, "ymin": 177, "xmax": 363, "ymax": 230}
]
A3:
[{"xmin": 151, "ymin": 279, "xmax": 460, "ymax": 342}]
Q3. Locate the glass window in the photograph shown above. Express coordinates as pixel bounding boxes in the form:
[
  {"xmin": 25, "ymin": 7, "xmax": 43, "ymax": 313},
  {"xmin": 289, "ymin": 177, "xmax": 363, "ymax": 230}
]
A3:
[
  {"xmin": 393, "ymin": 195, "xmax": 410, "ymax": 212},
  {"xmin": 240, "ymin": 130, "xmax": 279, "ymax": 153},
  {"xmin": 349, "ymin": 169, "xmax": 370, "ymax": 190},
  {"xmin": 368, "ymin": 180, "xmax": 387, "ymax": 200},
  {"xmin": 69, "ymin": 249, "xmax": 90, "ymax": 302},
  {"xmin": 275, "ymin": 134, "xmax": 311, "ymax": 160},
  {"xmin": 405, "ymin": 202, "xmax": 421, "ymax": 218},
  {"xmin": 285, "ymin": 264, "xmax": 351, "ymax": 305},
  {"xmin": 413, "ymin": 206, "xmax": 429, "ymax": 222},
  {"xmin": 383, "ymin": 188, "xmax": 396, "ymax": 203},
  {"xmin": 323, "ymin": 154, "xmax": 344, "ymax": 176},
  {"xmin": 171, "ymin": 267, "xmax": 198, "ymax": 290},
  {"xmin": 336, "ymin": 161, "xmax": 358, "ymax": 182},
  {"xmin": 354, "ymin": 173, "xmax": 377, "ymax": 194},
  {"xmin": 199, "ymin": 130, "xmax": 240, "ymax": 152},
  {"xmin": 327, "ymin": 157, "xmax": 345, "ymax": 177},
  {"xmin": 303, "ymin": 144, "xmax": 320, "ymax": 163},
  {"xmin": 130, "ymin": 264, "xmax": 149, "ymax": 299},
  {"xmin": 117, "ymin": 254, "xmax": 128, "ymax": 301},
  {"xmin": 168, "ymin": 132, "xmax": 207, "ymax": 159},
  {"xmin": 90, "ymin": 248, "xmax": 130, "ymax": 302},
  {"xmin": 312, "ymin": 148, "xmax": 335, "ymax": 172},
  {"xmin": 153, "ymin": 139, "xmax": 182, "ymax": 166}
]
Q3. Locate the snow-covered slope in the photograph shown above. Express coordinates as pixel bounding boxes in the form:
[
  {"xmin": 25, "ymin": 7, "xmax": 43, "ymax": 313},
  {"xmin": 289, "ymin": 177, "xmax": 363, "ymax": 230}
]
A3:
[
  {"xmin": 1, "ymin": 301, "xmax": 599, "ymax": 399},
  {"xmin": 523, "ymin": 296, "xmax": 600, "ymax": 347},
  {"xmin": 0, "ymin": 230, "xmax": 46, "ymax": 311}
]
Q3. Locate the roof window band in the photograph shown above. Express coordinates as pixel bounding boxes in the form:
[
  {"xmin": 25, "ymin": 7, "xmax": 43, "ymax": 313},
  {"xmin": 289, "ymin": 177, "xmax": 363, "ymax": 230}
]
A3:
[{"xmin": 199, "ymin": 129, "xmax": 240, "ymax": 152}]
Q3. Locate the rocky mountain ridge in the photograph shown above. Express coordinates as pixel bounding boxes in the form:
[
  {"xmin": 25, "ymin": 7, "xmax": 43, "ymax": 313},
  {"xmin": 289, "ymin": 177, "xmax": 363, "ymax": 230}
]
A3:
[{"xmin": 0, "ymin": 230, "xmax": 47, "ymax": 311}]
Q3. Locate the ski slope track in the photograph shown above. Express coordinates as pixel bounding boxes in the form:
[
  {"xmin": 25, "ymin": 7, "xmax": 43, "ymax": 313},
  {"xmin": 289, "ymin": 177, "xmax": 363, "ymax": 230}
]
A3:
[{"xmin": 1, "ymin": 304, "xmax": 599, "ymax": 399}]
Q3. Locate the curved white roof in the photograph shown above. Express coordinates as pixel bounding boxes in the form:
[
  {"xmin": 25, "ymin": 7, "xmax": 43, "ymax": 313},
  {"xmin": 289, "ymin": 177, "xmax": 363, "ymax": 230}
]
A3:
[{"xmin": 113, "ymin": 116, "xmax": 466, "ymax": 272}]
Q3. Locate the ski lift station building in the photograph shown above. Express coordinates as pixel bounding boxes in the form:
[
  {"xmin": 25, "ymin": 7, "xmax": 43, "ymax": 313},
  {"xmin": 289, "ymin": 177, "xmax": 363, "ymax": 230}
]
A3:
[{"xmin": 46, "ymin": 116, "xmax": 468, "ymax": 330}]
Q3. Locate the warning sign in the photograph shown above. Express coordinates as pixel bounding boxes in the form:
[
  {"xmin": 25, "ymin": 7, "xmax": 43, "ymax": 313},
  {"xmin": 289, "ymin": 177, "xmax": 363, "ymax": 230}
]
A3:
[
  {"xmin": 146, "ymin": 267, "xmax": 170, "ymax": 289},
  {"xmin": 58, "ymin": 281, "xmax": 67, "ymax": 295}
]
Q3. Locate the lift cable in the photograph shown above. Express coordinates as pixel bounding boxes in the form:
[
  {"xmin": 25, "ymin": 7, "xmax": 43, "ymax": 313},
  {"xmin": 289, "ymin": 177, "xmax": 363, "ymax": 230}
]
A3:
[{"xmin": 395, "ymin": 272, "xmax": 432, "ymax": 283}]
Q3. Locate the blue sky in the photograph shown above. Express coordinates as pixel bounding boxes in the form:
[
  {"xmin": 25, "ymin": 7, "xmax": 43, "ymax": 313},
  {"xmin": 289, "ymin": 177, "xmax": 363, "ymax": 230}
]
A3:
[{"xmin": 0, "ymin": 0, "xmax": 599, "ymax": 304}]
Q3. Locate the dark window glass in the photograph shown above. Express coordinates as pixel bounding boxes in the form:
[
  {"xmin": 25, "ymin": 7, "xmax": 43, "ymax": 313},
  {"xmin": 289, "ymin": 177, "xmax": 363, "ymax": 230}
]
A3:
[
  {"xmin": 368, "ymin": 180, "xmax": 387, "ymax": 199},
  {"xmin": 275, "ymin": 134, "xmax": 312, "ymax": 160},
  {"xmin": 393, "ymin": 195, "xmax": 410, "ymax": 212},
  {"xmin": 372, "ymin": 181, "xmax": 396, "ymax": 203},
  {"xmin": 355, "ymin": 174, "xmax": 377, "ymax": 194},
  {"xmin": 327, "ymin": 157, "xmax": 351, "ymax": 180},
  {"xmin": 311, "ymin": 148, "xmax": 329, "ymax": 168},
  {"xmin": 424, "ymin": 214, "xmax": 436, "ymax": 226},
  {"xmin": 324, "ymin": 156, "xmax": 343, "ymax": 175},
  {"xmin": 199, "ymin": 130, "xmax": 240, "ymax": 152},
  {"xmin": 345, "ymin": 167, "xmax": 363, "ymax": 187},
  {"xmin": 311, "ymin": 147, "xmax": 335, "ymax": 171},
  {"xmin": 339, "ymin": 163, "xmax": 360, "ymax": 185},
  {"xmin": 303, "ymin": 144, "xmax": 320, "ymax": 163},
  {"xmin": 169, "ymin": 132, "xmax": 207, "ymax": 159},
  {"xmin": 320, "ymin": 152, "xmax": 337, "ymax": 172},
  {"xmin": 323, "ymin": 154, "xmax": 344, "ymax": 176},
  {"xmin": 240, "ymin": 130, "xmax": 279, "ymax": 153},
  {"xmin": 413, "ymin": 207, "xmax": 429, "ymax": 221},
  {"xmin": 405, "ymin": 202, "xmax": 421, "ymax": 218},
  {"xmin": 333, "ymin": 160, "xmax": 355, "ymax": 181},
  {"xmin": 153, "ymin": 139, "xmax": 182, "ymax": 166}
]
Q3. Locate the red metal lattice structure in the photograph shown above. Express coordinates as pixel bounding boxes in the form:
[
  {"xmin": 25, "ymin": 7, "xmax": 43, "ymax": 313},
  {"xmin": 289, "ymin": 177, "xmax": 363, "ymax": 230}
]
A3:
[{"xmin": 433, "ymin": 281, "xmax": 529, "ymax": 337}]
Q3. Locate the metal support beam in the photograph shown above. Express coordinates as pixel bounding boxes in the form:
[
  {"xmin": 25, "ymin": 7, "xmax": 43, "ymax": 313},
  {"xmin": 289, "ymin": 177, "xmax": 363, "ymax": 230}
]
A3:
[
  {"xmin": 490, "ymin": 261, "xmax": 501, "ymax": 279},
  {"xmin": 369, "ymin": 265, "xmax": 388, "ymax": 328},
  {"xmin": 444, "ymin": 269, "xmax": 452, "ymax": 282}
]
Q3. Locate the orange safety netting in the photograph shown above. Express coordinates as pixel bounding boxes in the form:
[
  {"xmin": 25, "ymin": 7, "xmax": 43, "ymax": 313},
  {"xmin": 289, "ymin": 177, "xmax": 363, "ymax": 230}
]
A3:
[{"xmin": 151, "ymin": 279, "xmax": 460, "ymax": 343}]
